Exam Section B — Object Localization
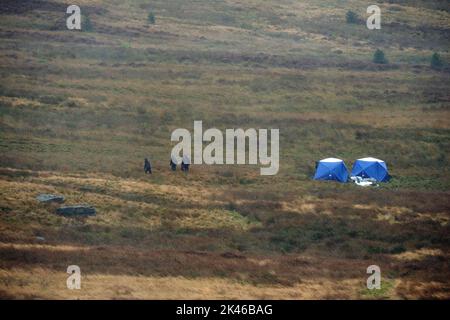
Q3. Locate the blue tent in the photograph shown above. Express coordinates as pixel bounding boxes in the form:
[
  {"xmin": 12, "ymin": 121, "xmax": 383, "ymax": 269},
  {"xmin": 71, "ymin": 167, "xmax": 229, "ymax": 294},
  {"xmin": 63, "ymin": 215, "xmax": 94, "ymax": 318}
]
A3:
[
  {"xmin": 313, "ymin": 158, "xmax": 348, "ymax": 183},
  {"xmin": 351, "ymin": 157, "xmax": 390, "ymax": 182}
]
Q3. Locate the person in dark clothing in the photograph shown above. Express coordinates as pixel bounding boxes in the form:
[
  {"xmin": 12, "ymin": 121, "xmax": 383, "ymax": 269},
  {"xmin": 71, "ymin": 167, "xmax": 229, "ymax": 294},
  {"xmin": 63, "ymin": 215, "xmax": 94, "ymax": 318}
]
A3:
[
  {"xmin": 170, "ymin": 158, "xmax": 177, "ymax": 171},
  {"xmin": 181, "ymin": 155, "xmax": 190, "ymax": 172},
  {"xmin": 181, "ymin": 161, "xmax": 189, "ymax": 172},
  {"xmin": 144, "ymin": 158, "xmax": 152, "ymax": 174}
]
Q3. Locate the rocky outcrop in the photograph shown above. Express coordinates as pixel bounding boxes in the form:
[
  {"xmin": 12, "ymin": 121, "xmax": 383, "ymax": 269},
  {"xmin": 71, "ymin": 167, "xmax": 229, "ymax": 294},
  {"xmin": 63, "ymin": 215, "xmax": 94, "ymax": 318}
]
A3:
[
  {"xmin": 36, "ymin": 194, "xmax": 65, "ymax": 203},
  {"xmin": 56, "ymin": 205, "xmax": 96, "ymax": 216}
]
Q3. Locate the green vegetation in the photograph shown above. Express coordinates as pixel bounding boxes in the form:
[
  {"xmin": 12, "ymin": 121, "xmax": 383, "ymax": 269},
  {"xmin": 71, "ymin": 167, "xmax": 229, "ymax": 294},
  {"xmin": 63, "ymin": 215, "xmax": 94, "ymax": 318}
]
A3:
[
  {"xmin": 346, "ymin": 10, "xmax": 359, "ymax": 24},
  {"xmin": 82, "ymin": 14, "xmax": 93, "ymax": 32},
  {"xmin": 148, "ymin": 12, "xmax": 156, "ymax": 24},
  {"xmin": 361, "ymin": 278, "xmax": 396, "ymax": 299},
  {"xmin": 431, "ymin": 52, "xmax": 444, "ymax": 69},
  {"xmin": 373, "ymin": 49, "xmax": 388, "ymax": 64}
]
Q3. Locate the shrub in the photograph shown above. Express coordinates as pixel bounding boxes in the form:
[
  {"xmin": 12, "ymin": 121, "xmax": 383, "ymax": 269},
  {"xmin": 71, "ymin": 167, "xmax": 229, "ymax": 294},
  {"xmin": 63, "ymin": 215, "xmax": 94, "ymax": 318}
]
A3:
[
  {"xmin": 38, "ymin": 95, "xmax": 65, "ymax": 105},
  {"xmin": 160, "ymin": 110, "xmax": 174, "ymax": 124},
  {"xmin": 148, "ymin": 12, "xmax": 156, "ymax": 24},
  {"xmin": 346, "ymin": 10, "xmax": 359, "ymax": 24},
  {"xmin": 373, "ymin": 49, "xmax": 388, "ymax": 64},
  {"xmin": 389, "ymin": 245, "xmax": 406, "ymax": 254},
  {"xmin": 82, "ymin": 14, "xmax": 93, "ymax": 32},
  {"xmin": 239, "ymin": 178, "xmax": 254, "ymax": 185},
  {"xmin": 430, "ymin": 52, "xmax": 443, "ymax": 69}
]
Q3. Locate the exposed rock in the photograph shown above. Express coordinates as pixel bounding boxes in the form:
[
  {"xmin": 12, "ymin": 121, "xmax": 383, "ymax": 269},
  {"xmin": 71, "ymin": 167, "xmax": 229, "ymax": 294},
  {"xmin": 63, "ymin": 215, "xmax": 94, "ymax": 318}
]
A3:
[
  {"xmin": 36, "ymin": 194, "xmax": 65, "ymax": 203},
  {"xmin": 56, "ymin": 205, "xmax": 96, "ymax": 216}
]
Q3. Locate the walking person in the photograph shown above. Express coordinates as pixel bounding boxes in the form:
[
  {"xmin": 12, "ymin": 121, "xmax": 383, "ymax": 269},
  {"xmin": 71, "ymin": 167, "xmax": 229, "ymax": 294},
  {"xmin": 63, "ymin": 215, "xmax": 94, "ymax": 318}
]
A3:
[
  {"xmin": 144, "ymin": 158, "xmax": 152, "ymax": 174},
  {"xmin": 170, "ymin": 155, "xmax": 177, "ymax": 171},
  {"xmin": 181, "ymin": 155, "xmax": 190, "ymax": 172}
]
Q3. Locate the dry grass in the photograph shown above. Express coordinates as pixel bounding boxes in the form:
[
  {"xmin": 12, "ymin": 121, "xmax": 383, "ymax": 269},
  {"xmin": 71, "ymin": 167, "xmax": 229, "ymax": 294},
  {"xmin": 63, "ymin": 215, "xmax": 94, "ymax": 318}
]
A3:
[
  {"xmin": 0, "ymin": 267, "xmax": 367, "ymax": 300},
  {"xmin": 0, "ymin": 168, "xmax": 449, "ymax": 299}
]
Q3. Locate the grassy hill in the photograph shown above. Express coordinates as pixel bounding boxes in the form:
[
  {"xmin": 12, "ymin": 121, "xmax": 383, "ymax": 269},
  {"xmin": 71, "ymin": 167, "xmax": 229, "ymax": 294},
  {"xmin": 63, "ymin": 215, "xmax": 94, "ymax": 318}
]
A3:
[{"xmin": 0, "ymin": 0, "xmax": 449, "ymax": 299}]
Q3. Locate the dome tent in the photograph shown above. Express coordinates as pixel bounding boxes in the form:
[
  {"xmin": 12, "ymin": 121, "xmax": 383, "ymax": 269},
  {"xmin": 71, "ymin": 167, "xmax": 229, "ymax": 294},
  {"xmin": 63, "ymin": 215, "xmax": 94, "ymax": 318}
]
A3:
[
  {"xmin": 351, "ymin": 157, "xmax": 390, "ymax": 182},
  {"xmin": 313, "ymin": 158, "xmax": 348, "ymax": 183}
]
